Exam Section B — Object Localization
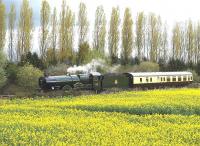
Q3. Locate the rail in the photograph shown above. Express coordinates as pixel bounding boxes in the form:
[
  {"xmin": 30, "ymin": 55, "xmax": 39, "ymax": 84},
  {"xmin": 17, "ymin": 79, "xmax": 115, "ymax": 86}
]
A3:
[{"xmin": 0, "ymin": 95, "xmax": 15, "ymax": 99}]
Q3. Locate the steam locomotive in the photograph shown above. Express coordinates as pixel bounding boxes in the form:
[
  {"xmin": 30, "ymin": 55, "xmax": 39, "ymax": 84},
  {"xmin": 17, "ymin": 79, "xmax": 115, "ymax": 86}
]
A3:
[{"xmin": 39, "ymin": 72, "xmax": 193, "ymax": 92}]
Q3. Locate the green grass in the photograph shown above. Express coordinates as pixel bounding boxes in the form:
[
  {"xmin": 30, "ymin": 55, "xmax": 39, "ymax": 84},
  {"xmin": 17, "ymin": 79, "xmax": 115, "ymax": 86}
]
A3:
[{"xmin": 0, "ymin": 88, "xmax": 200, "ymax": 145}]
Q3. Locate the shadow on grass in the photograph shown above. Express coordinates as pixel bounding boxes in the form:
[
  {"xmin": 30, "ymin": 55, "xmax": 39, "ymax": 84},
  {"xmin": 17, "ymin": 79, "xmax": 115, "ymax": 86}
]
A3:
[{"xmin": 61, "ymin": 105, "xmax": 200, "ymax": 116}]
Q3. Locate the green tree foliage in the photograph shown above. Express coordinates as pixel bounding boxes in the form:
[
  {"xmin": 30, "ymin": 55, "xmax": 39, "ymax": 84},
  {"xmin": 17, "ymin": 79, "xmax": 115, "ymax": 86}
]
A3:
[
  {"xmin": 196, "ymin": 61, "xmax": 200, "ymax": 76},
  {"xmin": 46, "ymin": 48, "xmax": 58, "ymax": 66},
  {"xmin": 78, "ymin": 42, "xmax": 90, "ymax": 65},
  {"xmin": 17, "ymin": 64, "xmax": 43, "ymax": 89},
  {"xmin": 0, "ymin": 0, "xmax": 6, "ymax": 51},
  {"xmin": 121, "ymin": 8, "xmax": 133, "ymax": 65},
  {"xmin": 17, "ymin": 0, "xmax": 33, "ymax": 60},
  {"xmin": 136, "ymin": 61, "xmax": 159, "ymax": 72},
  {"xmin": 0, "ymin": 50, "xmax": 7, "ymax": 88},
  {"xmin": 0, "ymin": 51, "xmax": 6, "ymax": 68},
  {"xmin": 19, "ymin": 52, "xmax": 45, "ymax": 69},
  {"xmin": 108, "ymin": 7, "xmax": 120, "ymax": 64},
  {"xmin": 0, "ymin": 68, "xmax": 6, "ymax": 88},
  {"xmin": 167, "ymin": 59, "xmax": 187, "ymax": 71},
  {"xmin": 5, "ymin": 63, "xmax": 18, "ymax": 82}
]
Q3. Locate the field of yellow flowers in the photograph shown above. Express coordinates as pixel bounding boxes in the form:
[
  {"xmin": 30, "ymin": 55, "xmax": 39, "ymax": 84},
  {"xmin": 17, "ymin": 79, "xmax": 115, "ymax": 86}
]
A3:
[{"xmin": 0, "ymin": 88, "xmax": 200, "ymax": 145}]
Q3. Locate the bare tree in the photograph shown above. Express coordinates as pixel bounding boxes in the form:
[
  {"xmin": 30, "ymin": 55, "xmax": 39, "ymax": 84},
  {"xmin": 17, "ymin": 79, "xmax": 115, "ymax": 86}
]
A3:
[
  {"xmin": 135, "ymin": 12, "xmax": 145, "ymax": 61},
  {"xmin": 93, "ymin": 5, "xmax": 106, "ymax": 54},
  {"xmin": 161, "ymin": 23, "xmax": 168, "ymax": 61},
  {"xmin": 59, "ymin": 0, "xmax": 75, "ymax": 62},
  {"xmin": 172, "ymin": 23, "xmax": 181, "ymax": 59},
  {"xmin": 40, "ymin": 0, "xmax": 50, "ymax": 61},
  {"xmin": 78, "ymin": 2, "xmax": 89, "ymax": 46},
  {"xmin": 121, "ymin": 8, "xmax": 133, "ymax": 65},
  {"xmin": 8, "ymin": 3, "xmax": 16, "ymax": 61},
  {"xmin": 195, "ymin": 22, "xmax": 200, "ymax": 63},
  {"xmin": 148, "ymin": 14, "xmax": 162, "ymax": 62},
  {"xmin": 186, "ymin": 20, "xmax": 195, "ymax": 63},
  {"xmin": 0, "ymin": 0, "xmax": 6, "ymax": 51},
  {"xmin": 50, "ymin": 7, "xmax": 58, "ymax": 64},
  {"xmin": 17, "ymin": 0, "xmax": 33, "ymax": 60},
  {"xmin": 108, "ymin": 7, "xmax": 120, "ymax": 64}
]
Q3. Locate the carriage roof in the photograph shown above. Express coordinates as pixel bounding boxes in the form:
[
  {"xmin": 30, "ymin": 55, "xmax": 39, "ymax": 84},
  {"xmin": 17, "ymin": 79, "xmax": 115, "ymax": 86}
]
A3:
[{"xmin": 127, "ymin": 72, "xmax": 192, "ymax": 77}]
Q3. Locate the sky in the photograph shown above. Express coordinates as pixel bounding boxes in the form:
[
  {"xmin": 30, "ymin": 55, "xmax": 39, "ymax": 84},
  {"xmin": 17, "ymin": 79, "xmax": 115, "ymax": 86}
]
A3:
[{"xmin": 3, "ymin": 0, "xmax": 200, "ymax": 54}]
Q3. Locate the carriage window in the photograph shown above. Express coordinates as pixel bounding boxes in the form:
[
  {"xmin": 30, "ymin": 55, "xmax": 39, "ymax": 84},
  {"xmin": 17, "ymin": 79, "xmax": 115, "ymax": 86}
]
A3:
[
  {"xmin": 150, "ymin": 78, "xmax": 152, "ymax": 82},
  {"xmin": 183, "ymin": 76, "xmax": 187, "ymax": 81},
  {"xmin": 146, "ymin": 77, "xmax": 149, "ymax": 82},
  {"xmin": 161, "ymin": 77, "xmax": 163, "ymax": 82},
  {"xmin": 173, "ymin": 77, "xmax": 176, "ymax": 82},
  {"xmin": 167, "ymin": 77, "xmax": 170, "ymax": 82},
  {"xmin": 191, "ymin": 76, "xmax": 193, "ymax": 81},
  {"xmin": 140, "ymin": 78, "xmax": 142, "ymax": 83},
  {"xmin": 163, "ymin": 77, "xmax": 165, "ymax": 81},
  {"xmin": 178, "ymin": 77, "xmax": 182, "ymax": 82}
]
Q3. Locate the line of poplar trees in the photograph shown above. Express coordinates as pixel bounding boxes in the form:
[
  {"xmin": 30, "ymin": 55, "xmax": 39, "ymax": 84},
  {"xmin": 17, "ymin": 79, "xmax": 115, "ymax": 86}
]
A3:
[{"xmin": 0, "ymin": 0, "xmax": 200, "ymax": 67}]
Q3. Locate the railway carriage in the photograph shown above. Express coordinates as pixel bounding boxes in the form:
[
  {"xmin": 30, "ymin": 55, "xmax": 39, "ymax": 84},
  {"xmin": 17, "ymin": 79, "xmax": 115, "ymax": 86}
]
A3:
[
  {"xmin": 126, "ymin": 72, "xmax": 193, "ymax": 88},
  {"xmin": 101, "ymin": 73, "xmax": 132, "ymax": 89}
]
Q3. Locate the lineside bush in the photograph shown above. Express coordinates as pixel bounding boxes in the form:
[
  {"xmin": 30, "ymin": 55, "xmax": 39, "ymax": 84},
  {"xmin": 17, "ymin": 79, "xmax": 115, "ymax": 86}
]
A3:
[{"xmin": 17, "ymin": 64, "xmax": 43, "ymax": 89}]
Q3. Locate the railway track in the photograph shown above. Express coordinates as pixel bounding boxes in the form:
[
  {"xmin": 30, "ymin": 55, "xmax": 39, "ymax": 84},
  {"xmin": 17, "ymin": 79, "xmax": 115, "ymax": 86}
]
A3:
[{"xmin": 0, "ymin": 95, "xmax": 15, "ymax": 99}]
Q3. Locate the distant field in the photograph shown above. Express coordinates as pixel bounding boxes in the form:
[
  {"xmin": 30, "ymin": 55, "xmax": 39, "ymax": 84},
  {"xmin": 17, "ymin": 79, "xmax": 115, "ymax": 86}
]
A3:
[{"xmin": 0, "ymin": 89, "xmax": 200, "ymax": 145}]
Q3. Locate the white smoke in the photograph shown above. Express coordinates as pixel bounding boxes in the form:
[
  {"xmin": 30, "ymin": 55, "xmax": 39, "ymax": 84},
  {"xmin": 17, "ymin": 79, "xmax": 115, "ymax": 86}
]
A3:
[
  {"xmin": 67, "ymin": 59, "xmax": 121, "ymax": 74},
  {"xmin": 67, "ymin": 59, "xmax": 106, "ymax": 74}
]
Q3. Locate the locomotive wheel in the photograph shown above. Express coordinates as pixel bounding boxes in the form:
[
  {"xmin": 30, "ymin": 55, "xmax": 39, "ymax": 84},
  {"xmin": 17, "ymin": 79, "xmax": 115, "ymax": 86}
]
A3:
[{"xmin": 74, "ymin": 82, "xmax": 84, "ymax": 90}]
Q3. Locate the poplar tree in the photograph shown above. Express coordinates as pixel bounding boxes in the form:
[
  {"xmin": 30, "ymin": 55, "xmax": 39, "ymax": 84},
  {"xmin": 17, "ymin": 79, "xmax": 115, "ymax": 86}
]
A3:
[
  {"xmin": 172, "ymin": 23, "xmax": 181, "ymax": 59},
  {"xmin": 93, "ymin": 6, "xmax": 106, "ymax": 54},
  {"xmin": 50, "ymin": 7, "xmax": 58, "ymax": 64},
  {"xmin": 0, "ymin": 0, "xmax": 6, "ymax": 51},
  {"xmin": 8, "ymin": 3, "xmax": 16, "ymax": 61},
  {"xmin": 17, "ymin": 0, "xmax": 33, "ymax": 60},
  {"xmin": 59, "ymin": 0, "xmax": 75, "ymax": 62},
  {"xmin": 59, "ymin": 0, "xmax": 66, "ymax": 62},
  {"xmin": 108, "ymin": 7, "xmax": 120, "ymax": 64},
  {"xmin": 148, "ymin": 14, "xmax": 162, "ymax": 62},
  {"xmin": 135, "ymin": 12, "xmax": 145, "ymax": 61},
  {"xmin": 40, "ymin": 0, "xmax": 50, "ymax": 61},
  {"xmin": 161, "ymin": 24, "xmax": 168, "ymax": 61},
  {"xmin": 121, "ymin": 8, "xmax": 133, "ymax": 65},
  {"xmin": 64, "ymin": 6, "xmax": 75, "ymax": 61},
  {"xmin": 195, "ymin": 23, "xmax": 200, "ymax": 63},
  {"xmin": 78, "ymin": 2, "xmax": 89, "ymax": 46},
  {"xmin": 186, "ymin": 20, "xmax": 195, "ymax": 63}
]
